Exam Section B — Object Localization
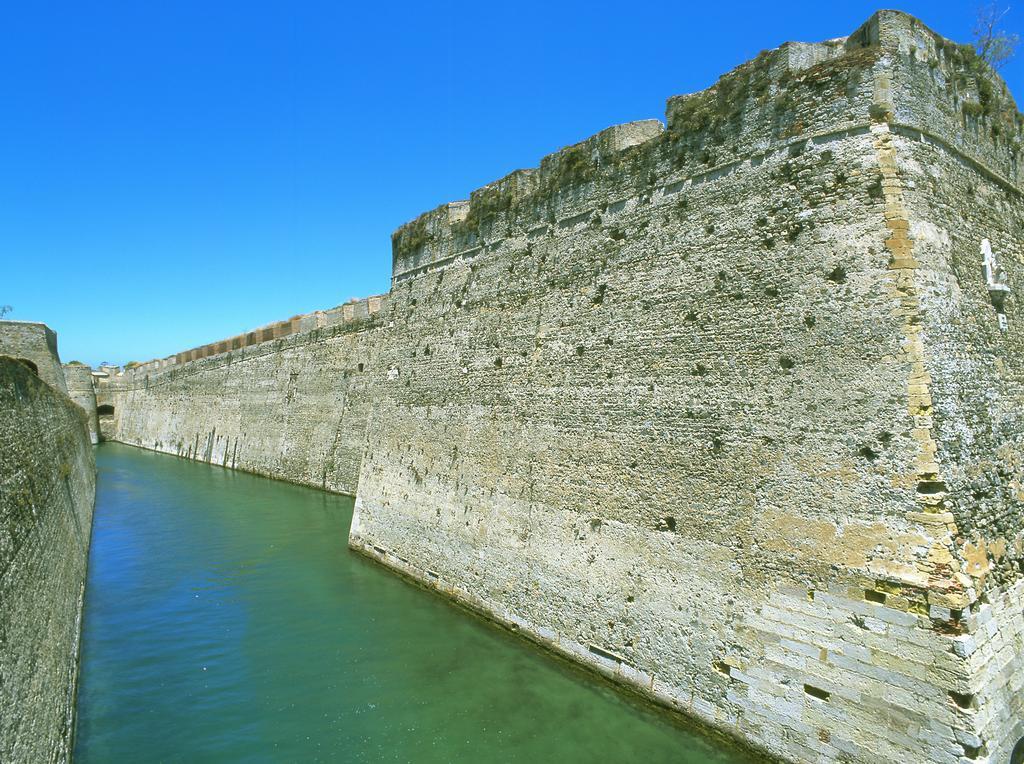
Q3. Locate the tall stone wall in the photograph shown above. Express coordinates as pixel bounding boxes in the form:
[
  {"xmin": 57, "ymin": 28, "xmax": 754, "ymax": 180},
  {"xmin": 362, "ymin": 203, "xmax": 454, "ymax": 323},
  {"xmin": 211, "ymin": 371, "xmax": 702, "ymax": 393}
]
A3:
[
  {"xmin": 349, "ymin": 11, "xmax": 1023, "ymax": 764},
  {"xmin": 103, "ymin": 297, "xmax": 386, "ymax": 495},
  {"xmin": 0, "ymin": 356, "xmax": 96, "ymax": 763},
  {"xmin": 0, "ymin": 320, "xmax": 69, "ymax": 395},
  {"xmin": 100, "ymin": 11, "xmax": 1023, "ymax": 763},
  {"xmin": 888, "ymin": 125, "xmax": 1024, "ymax": 763},
  {"xmin": 62, "ymin": 364, "xmax": 100, "ymax": 445}
]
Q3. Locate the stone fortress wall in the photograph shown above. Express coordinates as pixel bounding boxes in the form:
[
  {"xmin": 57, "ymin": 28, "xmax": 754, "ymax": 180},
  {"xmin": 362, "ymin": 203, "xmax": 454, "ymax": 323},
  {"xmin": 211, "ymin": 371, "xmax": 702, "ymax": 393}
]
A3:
[
  {"xmin": 113, "ymin": 294, "xmax": 388, "ymax": 376},
  {"xmin": 62, "ymin": 364, "xmax": 100, "ymax": 444},
  {"xmin": 99, "ymin": 11, "xmax": 1023, "ymax": 763},
  {"xmin": 98, "ymin": 294, "xmax": 387, "ymax": 495},
  {"xmin": 0, "ymin": 327, "xmax": 96, "ymax": 762},
  {"xmin": 0, "ymin": 321, "xmax": 70, "ymax": 395}
]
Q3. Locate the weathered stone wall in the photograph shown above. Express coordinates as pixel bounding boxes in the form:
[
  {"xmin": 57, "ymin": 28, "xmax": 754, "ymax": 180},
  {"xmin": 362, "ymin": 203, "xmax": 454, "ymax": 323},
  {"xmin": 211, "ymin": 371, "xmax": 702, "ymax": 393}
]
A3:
[
  {"xmin": 102, "ymin": 297, "xmax": 386, "ymax": 495},
  {"xmin": 93, "ymin": 370, "xmax": 118, "ymax": 440},
  {"xmin": 0, "ymin": 320, "xmax": 69, "ymax": 395},
  {"xmin": 0, "ymin": 356, "xmax": 96, "ymax": 763},
  {"xmin": 63, "ymin": 364, "xmax": 100, "ymax": 444},
  {"xmin": 858, "ymin": 25, "xmax": 1024, "ymax": 758},
  {"xmin": 101, "ymin": 10, "xmax": 1023, "ymax": 763},
  {"xmin": 350, "ymin": 11, "xmax": 1023, "ymax": 764},
  {"xmin": 889, "ymin": 119, "xmax": 1024, "ymax": 763}
]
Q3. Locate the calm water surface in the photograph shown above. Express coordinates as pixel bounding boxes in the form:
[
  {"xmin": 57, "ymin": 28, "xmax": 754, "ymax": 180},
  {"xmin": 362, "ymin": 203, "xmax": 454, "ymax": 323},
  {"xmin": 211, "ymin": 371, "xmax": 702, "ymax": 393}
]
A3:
[{"xmin": 75, "ymin": 444, "xmax": 749, "ymax": 763}]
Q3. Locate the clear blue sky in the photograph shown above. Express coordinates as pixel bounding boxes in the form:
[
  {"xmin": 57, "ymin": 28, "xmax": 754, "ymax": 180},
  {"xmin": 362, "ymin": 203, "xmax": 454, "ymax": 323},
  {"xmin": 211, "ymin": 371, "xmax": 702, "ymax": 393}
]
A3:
[{"xmin": 2, "ymin": 1, "xmax": 1018, "ymax": 366}]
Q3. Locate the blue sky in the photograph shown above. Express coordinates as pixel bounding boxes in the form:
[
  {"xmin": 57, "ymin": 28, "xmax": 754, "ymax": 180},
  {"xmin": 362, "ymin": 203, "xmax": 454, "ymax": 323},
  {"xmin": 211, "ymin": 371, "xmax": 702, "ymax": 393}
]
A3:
[{"xmin": 2, "ymin": 1, "xmax": 1019, "ymax": 366}]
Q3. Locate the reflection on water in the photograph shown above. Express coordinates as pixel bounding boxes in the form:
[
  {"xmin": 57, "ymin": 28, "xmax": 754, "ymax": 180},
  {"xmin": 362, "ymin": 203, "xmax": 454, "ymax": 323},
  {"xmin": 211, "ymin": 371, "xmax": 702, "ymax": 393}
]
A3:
[{"xmin": 75, "ymin": 444, "xmax": 751, "ymax": 763}]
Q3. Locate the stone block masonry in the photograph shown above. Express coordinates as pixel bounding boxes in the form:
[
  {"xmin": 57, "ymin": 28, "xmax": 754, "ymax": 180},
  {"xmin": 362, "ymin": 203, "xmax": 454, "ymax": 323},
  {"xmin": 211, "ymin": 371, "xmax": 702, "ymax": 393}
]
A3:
[
  {"xmin": 0, "ymin": 356, "xmax": 96, "ymax": 762},
  {"xmin": 100, "ymin": 295, "xmax": 387, "ymax": 495},
  {"xmin": 0, "ymin": 322, "xmax": 104, "ymax": 446},
  {"xmin": 0, "ymin": 320, "xmax": 70, "ymax": 395},
  {"xmin": 62, "ymin": 364, "xmax": 100, "ymax": 444},
  {"xmin": 101, "ymin": 10, "xmax": 1022, "ymax": 763}
]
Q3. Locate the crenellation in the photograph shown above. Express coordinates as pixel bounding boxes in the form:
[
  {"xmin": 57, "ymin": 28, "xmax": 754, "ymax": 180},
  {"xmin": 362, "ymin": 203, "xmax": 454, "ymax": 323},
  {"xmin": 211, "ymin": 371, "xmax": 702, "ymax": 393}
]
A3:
[
  {"xmin": 866, "ymin": 10, "xmax": 1024, "ymax": 187},
  {"xmin": 392, "ymin": 29, "xmax": 891, "ymax": 289},
  {"xmin": 125, "ymin": 294, "xmax": 389, "ymax": 378}
]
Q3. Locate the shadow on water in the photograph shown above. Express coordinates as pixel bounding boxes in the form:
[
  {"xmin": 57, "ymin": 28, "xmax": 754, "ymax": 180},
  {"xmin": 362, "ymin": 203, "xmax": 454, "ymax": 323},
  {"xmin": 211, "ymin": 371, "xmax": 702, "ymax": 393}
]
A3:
[{"xmin": 75, "ymin": 444, "xmax": 762, "ymax": 763}]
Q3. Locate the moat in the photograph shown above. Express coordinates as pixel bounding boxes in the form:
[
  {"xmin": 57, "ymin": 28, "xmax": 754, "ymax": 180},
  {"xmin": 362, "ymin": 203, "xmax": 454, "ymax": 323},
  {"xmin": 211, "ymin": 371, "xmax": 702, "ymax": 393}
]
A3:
[{"xmin": 74, "ymin": 445, "xmax": 748, "ymax": 763}]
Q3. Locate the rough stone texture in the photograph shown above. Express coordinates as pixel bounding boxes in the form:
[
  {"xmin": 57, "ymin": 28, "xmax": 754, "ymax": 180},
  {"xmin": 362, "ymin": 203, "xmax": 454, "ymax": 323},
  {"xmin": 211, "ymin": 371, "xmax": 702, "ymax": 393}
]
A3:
[
  {"xmin": 0, "ymin": 320, "xmax": 70, "ymax": 395},
  {"xmin": 358, "ymin": 12, "xmax": 1024, "ymax": 762},
  {"xmin": 92, "ymin": 368, "xmax": 119, "ymax": 441},
  {"xmin": 0, "ymin": 356, "xmax": 96, "ymax": 763},
  {"xmin": 101, "ymin": 11, "xmax": 1023, "ymax": 763},
  {"xmin": 100, "ymin": 297, "xmax": 386, "ymax": 494},
  {"xmin": 62, "ymin": 364, "xmax": 100, "ymax": 444}
]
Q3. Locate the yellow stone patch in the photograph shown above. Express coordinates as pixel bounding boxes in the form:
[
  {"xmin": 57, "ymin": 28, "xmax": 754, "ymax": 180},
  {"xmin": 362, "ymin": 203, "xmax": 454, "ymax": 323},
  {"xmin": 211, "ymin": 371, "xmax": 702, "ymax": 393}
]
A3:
[{"xmin": 961, "ymin": 540, "xmax": 991, "ymax": 578}]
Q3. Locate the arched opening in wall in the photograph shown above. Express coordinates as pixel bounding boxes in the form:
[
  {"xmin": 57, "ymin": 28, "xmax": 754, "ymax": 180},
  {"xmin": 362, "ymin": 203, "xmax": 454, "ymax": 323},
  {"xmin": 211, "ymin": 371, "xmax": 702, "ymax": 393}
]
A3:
[
  {"xmin": 97, "ymin": 404, "xmax": 115, "ymax": 416},
  {"xmin": 14, "ymin": 358, "xmax": 38, "ymax": 375},
  {"xmin": 1012, "ymin": 737, "xmax": 1024, "ymax": 764}
]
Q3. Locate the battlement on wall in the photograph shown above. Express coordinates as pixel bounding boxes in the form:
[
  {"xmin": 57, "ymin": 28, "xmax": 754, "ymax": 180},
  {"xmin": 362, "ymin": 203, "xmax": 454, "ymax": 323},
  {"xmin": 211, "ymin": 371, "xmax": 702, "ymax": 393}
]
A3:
[
  {"xmin": 391, "ymin": 10, "xmax": 1024, "ymax": 284},
  {"xmin": 120, "ymin": 294, "xmax": 388, "ymax": 379}
]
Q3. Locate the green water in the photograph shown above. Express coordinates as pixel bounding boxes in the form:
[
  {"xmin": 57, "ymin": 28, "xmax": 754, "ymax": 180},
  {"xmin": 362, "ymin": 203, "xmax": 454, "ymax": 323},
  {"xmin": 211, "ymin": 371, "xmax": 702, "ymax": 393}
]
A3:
[{"xmin": 75, "ymin": 444, "xmax": 750, "ymax": 763}]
